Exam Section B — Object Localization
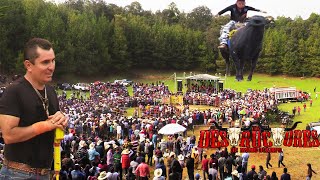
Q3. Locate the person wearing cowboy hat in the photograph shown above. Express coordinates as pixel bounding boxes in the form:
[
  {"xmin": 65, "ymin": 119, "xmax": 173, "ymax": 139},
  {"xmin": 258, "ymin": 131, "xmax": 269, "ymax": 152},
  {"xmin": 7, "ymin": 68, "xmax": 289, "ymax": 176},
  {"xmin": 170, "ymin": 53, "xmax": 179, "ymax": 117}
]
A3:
[
  {"xmin": 121, "ymin": 149, "xmax": 131, "ymax": 175},
  {"xmin": 192, "ymin": 146, "xmax": 200, "ymax": 170},
  {"xmin": 155, "ymin": 158, "xmax": 167, "ymax": 179},
  {"xmin": 88, "ymin": 142, "xmax": 100, "ymax": 163},
  {"xmin": 75, "ymin": 140, "xmax": 90, "ymax": 165},
  {"xmin": 178, "ymin": 154, "xmax": 185, "ymax": 178},
  {"xmin": 153, "ymin": 168, "xmax": 165, "ymax": 180},
  {"xmin": 169, "ymin": 152, "xmax": 183, "ymax": 180},
  {"xmin": 96, "ymin": 139, "xmax": 105, "ymax": 159},
  {"xmin": 106, "ymin": 143, "xmax": 114, "ymax": 171},
  {"xmin": 185, "ymin": 153, "xmax": 195, "ymax": 180},
  {"xmin": 97, "ymin": 171, "xmax": 108, "ymax": 180}
]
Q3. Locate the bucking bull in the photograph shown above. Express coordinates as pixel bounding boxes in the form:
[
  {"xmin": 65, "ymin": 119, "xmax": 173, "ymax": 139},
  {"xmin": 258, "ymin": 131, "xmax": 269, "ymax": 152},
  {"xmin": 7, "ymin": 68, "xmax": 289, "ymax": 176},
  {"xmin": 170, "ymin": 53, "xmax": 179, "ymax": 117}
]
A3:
[
  {"xmin": 219, "ymin": 15, "xmax": 274, "ymax": 81},
  {"xmin": 213, "ymin": 121, "xmax": 301, "ymax": 146}
]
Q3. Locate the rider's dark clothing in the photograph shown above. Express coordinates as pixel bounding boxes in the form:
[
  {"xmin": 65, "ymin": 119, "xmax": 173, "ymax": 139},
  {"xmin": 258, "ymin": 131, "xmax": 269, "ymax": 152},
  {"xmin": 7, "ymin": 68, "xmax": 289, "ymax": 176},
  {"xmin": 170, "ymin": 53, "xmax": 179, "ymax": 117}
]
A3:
[{"xmin": 218, "ymin": 4, "xmax": 261, "ymax": 22}]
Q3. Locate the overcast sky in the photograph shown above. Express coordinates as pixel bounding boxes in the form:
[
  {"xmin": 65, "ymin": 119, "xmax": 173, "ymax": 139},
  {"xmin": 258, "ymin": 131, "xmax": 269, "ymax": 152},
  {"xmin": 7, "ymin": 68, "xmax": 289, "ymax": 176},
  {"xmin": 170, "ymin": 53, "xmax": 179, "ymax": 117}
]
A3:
[{"xmin": 52, "ymin": 0, "xmax": 320, "ymax": 20}]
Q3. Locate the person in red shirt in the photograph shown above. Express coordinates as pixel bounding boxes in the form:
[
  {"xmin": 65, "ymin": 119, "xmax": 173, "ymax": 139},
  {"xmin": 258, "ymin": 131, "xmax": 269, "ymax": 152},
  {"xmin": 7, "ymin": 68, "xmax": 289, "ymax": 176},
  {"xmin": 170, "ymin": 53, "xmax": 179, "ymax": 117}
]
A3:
[
  {"xmin": 209, "ymin": 154, "xmax": 218, "ymax": 170},
  {"xmin": 297, "ymin": 106, "xmax": 301, "ymax": 115},
  {"xmin": 201, "ymin": 154, "xmax": 209, "ymax": 180},
  {"xmin": 121, "ymin": 148, "xmax": 131, "ymax": 176},
  {"xmin": 135, "ymin": 157, "xmax": 150, "ymax": 180}
]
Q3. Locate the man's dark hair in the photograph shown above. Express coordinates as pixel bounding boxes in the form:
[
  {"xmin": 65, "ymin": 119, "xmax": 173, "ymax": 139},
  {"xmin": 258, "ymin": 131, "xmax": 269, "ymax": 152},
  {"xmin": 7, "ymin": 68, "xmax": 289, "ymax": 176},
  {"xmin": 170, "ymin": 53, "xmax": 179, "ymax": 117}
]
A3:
[
  {"xmin": 24, "ymin": 38, "xmax": 53, "ymax": 64},
  {"xmin": 284, "ymin": 167, "xmax": 288, "ymax": 173}
]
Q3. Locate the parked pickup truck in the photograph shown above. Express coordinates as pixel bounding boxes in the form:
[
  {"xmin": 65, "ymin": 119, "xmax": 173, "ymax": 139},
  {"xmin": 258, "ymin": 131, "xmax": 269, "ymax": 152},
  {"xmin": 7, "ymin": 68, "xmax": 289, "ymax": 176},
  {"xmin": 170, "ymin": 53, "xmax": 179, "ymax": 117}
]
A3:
[
  {"xmin": 113, "ymin": 79, "xmax": 133, "ymax": 86},
  {"xmin": 72, "ymin": 83, "xmax": 90, "ymax": 91},
  {"xmin": 307, "ymin": 121, "xmax": 320, "ymax": 137}
]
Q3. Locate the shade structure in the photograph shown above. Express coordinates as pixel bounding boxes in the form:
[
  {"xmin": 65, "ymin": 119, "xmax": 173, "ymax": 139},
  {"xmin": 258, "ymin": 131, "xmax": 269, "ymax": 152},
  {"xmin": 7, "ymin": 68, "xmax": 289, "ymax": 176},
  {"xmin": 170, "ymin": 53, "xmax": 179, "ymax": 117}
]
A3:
[{"xmin": 158, "ymin": 123, "xmax": 187, "ymax": 135}]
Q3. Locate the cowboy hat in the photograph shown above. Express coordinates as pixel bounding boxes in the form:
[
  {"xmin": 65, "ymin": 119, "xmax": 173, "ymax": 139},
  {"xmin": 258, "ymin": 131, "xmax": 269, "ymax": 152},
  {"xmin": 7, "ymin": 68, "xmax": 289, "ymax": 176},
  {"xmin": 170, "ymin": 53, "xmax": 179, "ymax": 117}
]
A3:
[
  {"xmin": 169, "ymin": 152, "xmax": 176, "ymax": 158},
  {"xmin": 163, "ymin": 152, "xmax": 169, "ymax": 158},
  {"xmin": 97, "ymin": 139, "xmax": 103, "ymax": 146},
  {"xmin": 98, "ymin": 171, "xmax": 108, "ymax": 180},
  {"xmin": 178, "ymin": 154, "xmax": 184, "ymax": 161},
  {"xmin": 121, "ymin": 149, "xmax": 130, "ymax": 155},
  {"xmin": 113, "ymin": 144, "xmax": 118, "ymax": 149},
  {"xmin": 231, "ymin": 170, "xmax": 239, "ymax": 177},
  {"xmin": 104, "ymin": 142, "xmax": 110, "ymax": 150},
  {"xmin": 154, "ymin": 168, "xmax": 163, "ymax": 178},
  {"xmin": 89, "ymin": 143, "xmax": 95, "ymax": 149},
  {"xmin": 79, "ymin": 140, "xmax": 87, "ymax": 148},
  {"xmin": 139, "ymin": 137, "xmax": 145, "ymax": 142}
]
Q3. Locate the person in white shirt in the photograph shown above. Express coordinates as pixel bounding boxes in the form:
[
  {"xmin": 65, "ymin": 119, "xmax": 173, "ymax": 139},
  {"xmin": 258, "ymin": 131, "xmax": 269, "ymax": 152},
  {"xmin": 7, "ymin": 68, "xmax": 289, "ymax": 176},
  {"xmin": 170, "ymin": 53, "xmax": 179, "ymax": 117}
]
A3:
[
  {"xmin": 242, "ymin": 152, "xmax": 250, "ymax": 173},
  {"xmin": 116, "ymin": 124, "xmax": 122, "ymax": 140},
  {"xmin": 208, "ymin": 163, "xmax": 219, "ymax": 180}
]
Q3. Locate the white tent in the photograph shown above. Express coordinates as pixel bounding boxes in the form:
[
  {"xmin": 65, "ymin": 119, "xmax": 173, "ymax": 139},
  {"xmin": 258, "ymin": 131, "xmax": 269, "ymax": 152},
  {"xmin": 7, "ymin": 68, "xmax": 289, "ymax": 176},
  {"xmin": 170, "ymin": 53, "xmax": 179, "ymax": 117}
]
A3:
[
  {"xmin": 158, "ymin": 123, "xmax": 186, "ymax": 135},
  {"xmin": 185, "ymin": 74, "xmax": 220, "ymax": 81}
]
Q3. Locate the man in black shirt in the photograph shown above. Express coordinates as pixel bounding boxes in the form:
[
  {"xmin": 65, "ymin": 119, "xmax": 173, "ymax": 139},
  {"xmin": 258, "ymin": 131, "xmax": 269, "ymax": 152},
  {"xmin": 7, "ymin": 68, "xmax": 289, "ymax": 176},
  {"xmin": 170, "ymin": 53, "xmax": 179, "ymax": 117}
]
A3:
[
  {"xmin": 0, "ymin": 38, "xmax": 68, "ymax": 179},
  {"xmin": 217, "ymin": 0, "xmax": 266, "ymax": 49},
  {"xmin": 247, "ymin": 165, "xmax": 257, "ymax": 180},
  {"xmin": 185, "ymin": 153, "xmax": 194, "ymax": 180},
  {"xmin": 280, "ymin": 168, "xmax": 291, "ymax": 180}
]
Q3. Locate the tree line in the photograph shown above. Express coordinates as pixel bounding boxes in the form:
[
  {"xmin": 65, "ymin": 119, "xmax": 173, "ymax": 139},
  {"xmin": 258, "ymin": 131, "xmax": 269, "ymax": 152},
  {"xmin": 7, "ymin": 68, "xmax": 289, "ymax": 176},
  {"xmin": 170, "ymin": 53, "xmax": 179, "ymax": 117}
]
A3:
[{"xmin": 0, "ymin": 0, "xmax": 320, "ymax": 77}]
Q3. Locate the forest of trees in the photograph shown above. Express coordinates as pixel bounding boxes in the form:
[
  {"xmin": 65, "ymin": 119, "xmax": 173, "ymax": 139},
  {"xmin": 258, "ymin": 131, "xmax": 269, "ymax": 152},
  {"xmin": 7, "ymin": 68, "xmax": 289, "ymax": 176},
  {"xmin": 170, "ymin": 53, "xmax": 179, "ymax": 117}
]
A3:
[{"xmin": 0, "ymin": 0, "xmax": 320, "ymax": 77}]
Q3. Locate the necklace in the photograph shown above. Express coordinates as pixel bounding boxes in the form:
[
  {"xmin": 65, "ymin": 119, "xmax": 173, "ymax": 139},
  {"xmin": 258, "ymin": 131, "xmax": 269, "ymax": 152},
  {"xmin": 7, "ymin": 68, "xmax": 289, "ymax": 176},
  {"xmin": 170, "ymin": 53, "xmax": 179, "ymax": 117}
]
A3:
[{"xmin": 34, "ymin": 86, "xmax": 49, "ymax": 116}]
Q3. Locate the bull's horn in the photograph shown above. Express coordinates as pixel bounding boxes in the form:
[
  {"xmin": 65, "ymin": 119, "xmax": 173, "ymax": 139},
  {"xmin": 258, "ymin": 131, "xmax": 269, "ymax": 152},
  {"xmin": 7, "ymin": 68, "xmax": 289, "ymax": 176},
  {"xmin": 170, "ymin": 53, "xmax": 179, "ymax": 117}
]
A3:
[
  {"xmin": 284, "ymin": 121, "xmax": 302, "ymax": 131},
  {"xmin": 212, "ymin": 121, "xmax": 227, "ymax": 131}
]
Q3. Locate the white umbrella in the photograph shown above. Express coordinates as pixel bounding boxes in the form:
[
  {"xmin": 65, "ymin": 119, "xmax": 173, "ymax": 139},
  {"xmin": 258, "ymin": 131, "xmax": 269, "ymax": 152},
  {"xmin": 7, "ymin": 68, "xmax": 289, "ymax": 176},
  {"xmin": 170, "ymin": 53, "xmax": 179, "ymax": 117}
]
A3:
[{"xmin": 158, "ymin": 123, "xmax": 186, "ymax": 135}]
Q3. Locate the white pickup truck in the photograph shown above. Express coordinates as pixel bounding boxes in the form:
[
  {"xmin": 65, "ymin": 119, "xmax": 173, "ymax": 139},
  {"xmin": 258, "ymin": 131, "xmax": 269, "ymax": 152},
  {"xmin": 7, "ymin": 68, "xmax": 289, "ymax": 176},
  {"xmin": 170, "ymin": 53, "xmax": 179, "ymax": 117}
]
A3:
[
  {"xmin": 72, "ymin": 83, "xmax": 90, "ymax": 91},
  {"xmin": 308, "ymin": 122, "xmax": 320, "ymax": 137},
  {"xmin": 114, "ymin": 79, "xmax": 133, "ymax": 86}
]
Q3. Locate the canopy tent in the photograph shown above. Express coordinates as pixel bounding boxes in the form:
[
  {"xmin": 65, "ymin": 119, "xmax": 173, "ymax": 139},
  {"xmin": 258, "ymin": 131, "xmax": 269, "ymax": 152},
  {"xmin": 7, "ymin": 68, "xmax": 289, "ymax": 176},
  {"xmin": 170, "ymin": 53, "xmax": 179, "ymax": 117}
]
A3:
[
  {"xmin": 185, "ymin": 74, "xmax": 220, "ymax": 81},
  {"xmin": 158, "ymin": 123, "xmax": 186, "ymax": 135},
  {"xmin": 184, "ymin": 74, "xmax": 223, "ymax": 94}
]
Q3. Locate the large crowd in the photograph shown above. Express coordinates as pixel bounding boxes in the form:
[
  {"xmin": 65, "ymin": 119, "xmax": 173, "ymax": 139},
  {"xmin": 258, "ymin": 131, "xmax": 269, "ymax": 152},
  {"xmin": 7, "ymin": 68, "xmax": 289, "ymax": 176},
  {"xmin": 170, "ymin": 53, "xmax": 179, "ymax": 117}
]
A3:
[
  {"xmin": 0, "ymin": 80, "xmax": 308, "ymax": 180},
  {"xmin": 52, "ymin": 81, "xmax": 285, "ymax": 180}
]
